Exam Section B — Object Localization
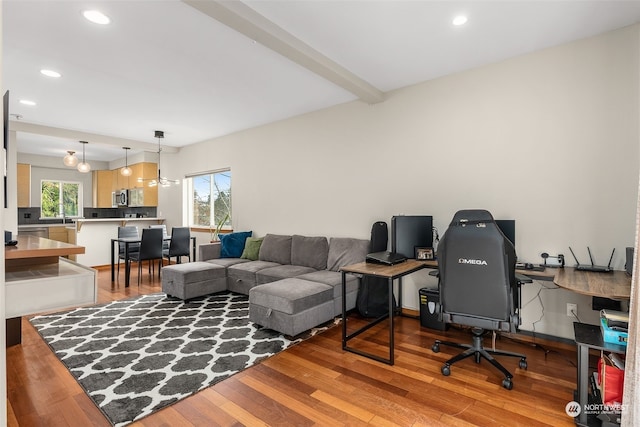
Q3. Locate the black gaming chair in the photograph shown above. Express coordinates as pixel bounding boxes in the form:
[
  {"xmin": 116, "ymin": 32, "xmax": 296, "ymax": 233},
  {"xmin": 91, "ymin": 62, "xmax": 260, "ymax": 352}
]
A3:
[{"xmin": 431, "ymin": 209, "xmax": 527, "ymax": 390}]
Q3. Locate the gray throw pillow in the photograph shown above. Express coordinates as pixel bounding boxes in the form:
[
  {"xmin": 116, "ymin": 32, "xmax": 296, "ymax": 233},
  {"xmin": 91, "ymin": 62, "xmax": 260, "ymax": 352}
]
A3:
[
  {"xmin": 327, "ymin": 237, "xmax": 370, "ymax": 271},
  {"xmin": 259, "ymin": 234, "xmax": 292, "ymax": 265},
  {"xmin": 291, "ymin": 235, "xmax": 329, "ymax": 270}
]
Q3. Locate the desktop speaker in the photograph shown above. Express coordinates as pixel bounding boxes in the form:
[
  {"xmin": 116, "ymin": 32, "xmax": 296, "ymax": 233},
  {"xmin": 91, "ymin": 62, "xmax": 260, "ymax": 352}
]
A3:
[{"xmin": 626, "ymin": 247, "xmax": 634, "ymax": 276}]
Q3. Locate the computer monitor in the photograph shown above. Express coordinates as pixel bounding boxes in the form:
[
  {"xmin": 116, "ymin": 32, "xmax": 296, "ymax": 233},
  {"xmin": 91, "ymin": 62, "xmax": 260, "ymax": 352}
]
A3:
[
  {"xmin": 391, "ymin": 215, "xmax": 433, "ymax": 259},
  {"xmin": 495, "ymin": 219, "xmax": 515, "ymax": 246}
]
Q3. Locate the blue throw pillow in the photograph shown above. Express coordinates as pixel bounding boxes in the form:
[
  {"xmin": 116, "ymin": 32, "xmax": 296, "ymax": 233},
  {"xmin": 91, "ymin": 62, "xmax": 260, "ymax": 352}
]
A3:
[{"xmin": 219, "ymin": 231, "xmax": 253, "ymax": 258}]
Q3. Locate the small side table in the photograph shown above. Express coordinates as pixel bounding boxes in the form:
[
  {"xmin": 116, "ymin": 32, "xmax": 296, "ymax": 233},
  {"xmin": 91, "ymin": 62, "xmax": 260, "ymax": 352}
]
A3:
[{"xmin": 573, "ymin": 322, "xmax": 626, "ymax": 426}]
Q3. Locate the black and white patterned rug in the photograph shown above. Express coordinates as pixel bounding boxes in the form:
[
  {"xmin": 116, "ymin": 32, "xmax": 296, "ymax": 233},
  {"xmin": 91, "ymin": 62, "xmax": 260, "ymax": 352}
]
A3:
[{"xmin": 30, "ymin": 291, "xmax": 336, "ymax": 426}]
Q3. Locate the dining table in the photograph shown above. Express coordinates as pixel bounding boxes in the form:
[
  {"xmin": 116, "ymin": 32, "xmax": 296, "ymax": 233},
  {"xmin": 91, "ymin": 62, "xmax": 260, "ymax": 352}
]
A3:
[{"xmin": 110, "ymin": 235, "xmax": 196, "ymax": 287}]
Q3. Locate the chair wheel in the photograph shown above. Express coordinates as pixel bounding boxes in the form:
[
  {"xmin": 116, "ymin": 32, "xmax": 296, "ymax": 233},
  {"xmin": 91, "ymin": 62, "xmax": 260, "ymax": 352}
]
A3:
[
  {"xmin": 441, "ymin": 365, "xmax": 450, "ymax": 376},
  {"xmin": 432, "ymin": 343, "xmax": 440, "ymax": 353},
  {"xmin": 519, "ymin": 358, "xmax": 528, "ymax": 370},
  {"xmin": 502, "ymin": 378, "xmax": 513, "ymax": 390}
]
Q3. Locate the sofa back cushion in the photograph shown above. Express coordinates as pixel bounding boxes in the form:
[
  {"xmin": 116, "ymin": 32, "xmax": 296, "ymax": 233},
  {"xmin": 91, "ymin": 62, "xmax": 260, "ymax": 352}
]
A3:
[
  {"xmin": 291, "ymin": 235, "xmax": 329, "ymax": 270},
  {"xmin": 219, "ymin": 231, "xmax": 253, "ymax": 258},
  {"xmin": 327, "ymin": 237, "xmax": 370, "ymax": 271},
  {"xmin": 259, "ymin": 234, "xmax": 292, "ymax": 265}
]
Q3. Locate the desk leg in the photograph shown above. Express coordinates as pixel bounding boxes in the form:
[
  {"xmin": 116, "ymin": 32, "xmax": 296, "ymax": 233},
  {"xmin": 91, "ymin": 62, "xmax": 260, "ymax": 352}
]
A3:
[
  {"xmin": 341, "ymin": 271, "xmax": 347, "ymax": 350},
  {"xmin": 388, "ymin": 276, "xmax": 394, "ymax": 365},
  {"xmin": 111, "ymin": 239, "xmax": 116, "ymax": 282},
  {"xmin": 577, "ymin": 343, "xmax": 589, "ymax": 426}
]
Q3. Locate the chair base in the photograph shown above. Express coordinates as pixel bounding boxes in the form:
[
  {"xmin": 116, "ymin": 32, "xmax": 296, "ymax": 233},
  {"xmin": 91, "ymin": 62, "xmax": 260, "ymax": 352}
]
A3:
[{"xmin": 432, "ymin": 327, "xmax": 527, "ymax": 390}]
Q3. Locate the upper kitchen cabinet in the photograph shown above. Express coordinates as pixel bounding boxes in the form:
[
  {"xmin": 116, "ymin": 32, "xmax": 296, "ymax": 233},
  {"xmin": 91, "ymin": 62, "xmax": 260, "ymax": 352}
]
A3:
[
  {"xmin": 17, "ymin": 163, "xmax": 31, "ymax": 207},
  {"xmin": 93, "ymin": 169, "xmax": 114, "ymax": 208},
  {"xmin": 129, "ymin": 162, "xmax": 158, "ymax": 206},
  {"xmin": 112, "ymin": 166, "xmax": 129, "ymax": 191}
]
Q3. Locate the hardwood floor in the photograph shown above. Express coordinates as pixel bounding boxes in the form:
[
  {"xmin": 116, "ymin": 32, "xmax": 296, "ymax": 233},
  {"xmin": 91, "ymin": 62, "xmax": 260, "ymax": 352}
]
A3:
[{"xmin": 7, "ymin": 266, "xmax": 579, "ymax": 426}]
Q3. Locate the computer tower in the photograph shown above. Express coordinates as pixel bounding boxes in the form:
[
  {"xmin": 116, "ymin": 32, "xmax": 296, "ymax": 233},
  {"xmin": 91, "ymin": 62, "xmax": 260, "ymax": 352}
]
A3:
[
  {"xmin": 419, "ymin": 288, "xmax": 448, "ymax": 331},
  {"xmin": 391, "ymin": 215, "xmax": 433, "ymax": 259}
]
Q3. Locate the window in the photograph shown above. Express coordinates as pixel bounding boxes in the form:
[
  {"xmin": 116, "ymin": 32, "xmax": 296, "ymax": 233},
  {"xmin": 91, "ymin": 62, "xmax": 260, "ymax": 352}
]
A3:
[
  {"xmin": 187, "ymin": 169, "xmax": 232, "ymax": 230},
  {"xmin": 41, "ymin": 180, "xmax": 82, "ymax": 218}
]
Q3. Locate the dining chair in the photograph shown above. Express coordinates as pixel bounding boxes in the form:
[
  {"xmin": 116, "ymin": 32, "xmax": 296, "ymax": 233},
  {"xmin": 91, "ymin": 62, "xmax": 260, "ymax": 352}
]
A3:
[
  {"xmin": 117, "ymin": 226, "xmax": 139, "ymax": 278},
  {"xmin": 163, "ymin": 227, "xmax": 191, "ymax": 264},
  {"xmin": 128, "ymin": 227, "xmax": 164, "ymax": 285},
  {"xmin": 149, "ymin": 224, "xmax": 169, "ymax": 251}
]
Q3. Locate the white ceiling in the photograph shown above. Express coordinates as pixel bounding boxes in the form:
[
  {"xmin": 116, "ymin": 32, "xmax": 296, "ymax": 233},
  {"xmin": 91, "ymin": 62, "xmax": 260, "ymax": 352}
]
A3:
[{"xmin": 4, "ymin": 0, "xmax": 640, "ymax": 162}]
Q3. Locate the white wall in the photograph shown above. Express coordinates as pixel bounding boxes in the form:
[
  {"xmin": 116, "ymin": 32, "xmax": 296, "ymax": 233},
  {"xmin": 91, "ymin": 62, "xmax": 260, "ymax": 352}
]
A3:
[{"xmin": 165, "ymin": 25, "xmax": 640, "ymax": 339}]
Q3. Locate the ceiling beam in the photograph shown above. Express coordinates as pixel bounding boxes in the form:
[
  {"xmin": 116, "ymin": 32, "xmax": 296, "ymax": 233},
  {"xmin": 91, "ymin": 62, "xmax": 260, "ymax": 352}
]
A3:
[
  {"xmin": 9, "ymin": 121, "xmax": 179, "ymax": 153},
  {"xmin": 182, "ymin": 0, "xmax": 385, "ymax": 104}
]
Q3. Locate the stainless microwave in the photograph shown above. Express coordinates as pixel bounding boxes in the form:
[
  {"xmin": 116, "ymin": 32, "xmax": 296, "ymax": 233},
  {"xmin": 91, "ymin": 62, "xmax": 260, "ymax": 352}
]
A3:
[{"xmin": 112, "ymin": 189, "xmax": 128, "ymax": 207}]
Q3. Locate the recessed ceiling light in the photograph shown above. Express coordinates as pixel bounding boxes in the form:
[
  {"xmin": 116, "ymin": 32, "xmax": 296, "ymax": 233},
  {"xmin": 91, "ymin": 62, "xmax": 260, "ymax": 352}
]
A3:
[
  {"xmin": 83, "ymin": 10, "xmax": 110, "ymax": 25},
  {"xmin": 452, "ymin": 15, "xmax": 468, "ymax": 26},
  {"xmin": 40, "ymin": 69, "xmax": 62, "ymax": 78},
  {"xmin": 19, "ymin": 100, "xmax": 36, "ymax": 106}
]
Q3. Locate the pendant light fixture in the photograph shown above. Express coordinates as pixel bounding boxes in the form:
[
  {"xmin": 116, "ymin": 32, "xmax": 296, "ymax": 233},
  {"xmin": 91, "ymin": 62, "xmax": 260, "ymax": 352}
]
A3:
[
  {"xmin": 121, "ymin": 147, "xmax": 132, "ymax": 176},
  {"xmin": 138, "ymin": 130, "xmax": 179, "ymax": 187},
  {"xmin": 63, "ymin": 150, "xmax": 78, "ymax": 167},
  {"xmin": 77, "ymin": 141, "xmax": 91, "ymax": 173}
]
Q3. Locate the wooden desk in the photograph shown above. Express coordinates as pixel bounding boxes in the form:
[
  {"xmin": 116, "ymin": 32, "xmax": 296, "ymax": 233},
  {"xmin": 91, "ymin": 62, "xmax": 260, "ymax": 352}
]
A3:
[
  {"xmin": 340, "ymin": 260, "xmax": 425, "ymax": 365},
  {"xmin": 555, "ymin": 267, "xmax": 631, "ymax": 299}
]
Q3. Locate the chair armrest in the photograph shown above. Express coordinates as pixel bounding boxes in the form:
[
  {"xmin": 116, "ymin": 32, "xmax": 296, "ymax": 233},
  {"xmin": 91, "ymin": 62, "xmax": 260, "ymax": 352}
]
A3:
[
  {"xmin": 515, "ymin": 273, "xmax": 533, "ymax": 284},
  {"xmin": 198, "ymin": 242, "xmax": 221, "ymax": 261}
]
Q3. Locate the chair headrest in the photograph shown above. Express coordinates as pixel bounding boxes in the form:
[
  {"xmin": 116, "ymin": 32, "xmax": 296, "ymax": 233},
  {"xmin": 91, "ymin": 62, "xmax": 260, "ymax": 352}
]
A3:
[{"xmin": 449, "ymin": 209, "xmax": 494, "ymax": 226}]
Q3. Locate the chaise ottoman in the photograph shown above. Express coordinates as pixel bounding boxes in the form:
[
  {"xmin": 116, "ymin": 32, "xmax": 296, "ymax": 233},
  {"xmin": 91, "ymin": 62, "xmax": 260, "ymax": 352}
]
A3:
[
  {"xmin": 249, "ymin": 278, "xmax": 335, "ymax": 337},
  {"xmin": 162, "ymin": 262, "xmax": 226, "ymax": 300}
]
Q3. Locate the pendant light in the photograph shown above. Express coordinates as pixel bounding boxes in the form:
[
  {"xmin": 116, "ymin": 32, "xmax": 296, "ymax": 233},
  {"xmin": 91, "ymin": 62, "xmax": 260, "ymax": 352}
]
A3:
[
  {"xmin": 77, "ymin": 141, "xmax": 91, "ymax": 173},
  {"xmin": 139, "ymin": 130, "xmax": 179, "ymax": 187},
  {"xmin": 63, "ymin": 150, "xmax": 78, "ymax": 167},
  {"xmin": 121, "ymin": 147, "xmax": 132, "ymax": 176}
]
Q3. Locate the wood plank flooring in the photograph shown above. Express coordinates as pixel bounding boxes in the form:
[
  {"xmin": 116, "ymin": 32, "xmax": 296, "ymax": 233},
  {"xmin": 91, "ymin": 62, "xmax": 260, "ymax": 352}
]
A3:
[{"xmin": 7, "ymin": 266, "xmax": 579, "ymax": 426}]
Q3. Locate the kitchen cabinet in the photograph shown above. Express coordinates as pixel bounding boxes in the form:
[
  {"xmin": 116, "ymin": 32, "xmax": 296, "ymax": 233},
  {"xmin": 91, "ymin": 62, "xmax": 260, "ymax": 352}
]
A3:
[
  {"xmin": 112, "ymin": 167, "xmax": 130, "ymax": 191},
  {"xmin": 17, "ymin": 163, "xmax": 30, "ymax": 207},
  {"xmin": 128, "ymin": 162, "xmax": 158, "ymax": 206},
  {"xmin": 93, "ymin": 169, "xmax": 114, "ymax": 208}
]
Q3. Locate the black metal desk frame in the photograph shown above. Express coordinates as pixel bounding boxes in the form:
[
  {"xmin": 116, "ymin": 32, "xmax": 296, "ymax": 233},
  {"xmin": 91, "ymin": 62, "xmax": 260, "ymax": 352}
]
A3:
[{"xmin": 341, "ymin": 260, "xmax": 426, "ymax": 365}]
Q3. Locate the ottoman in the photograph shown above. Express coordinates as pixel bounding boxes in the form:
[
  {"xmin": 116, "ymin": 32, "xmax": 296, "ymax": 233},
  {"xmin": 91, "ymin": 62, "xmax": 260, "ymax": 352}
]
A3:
[
  {"xmin": 249, "ymin": 278, "xmax": 334, "ymax": 337},
  {"xmin": 162, "ymin": 262, "xmax": 226, "ymax": 300}
]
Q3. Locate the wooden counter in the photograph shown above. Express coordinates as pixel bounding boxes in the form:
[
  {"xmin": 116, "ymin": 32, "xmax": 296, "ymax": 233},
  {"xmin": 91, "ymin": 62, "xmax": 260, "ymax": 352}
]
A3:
[{"xmin": 5, "ymin": 235, "xmax": 85, "ymax": 271}]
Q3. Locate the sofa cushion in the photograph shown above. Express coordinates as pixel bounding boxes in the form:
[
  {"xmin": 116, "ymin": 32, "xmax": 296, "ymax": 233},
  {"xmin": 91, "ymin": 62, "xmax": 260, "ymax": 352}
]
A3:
[
  {"xmin": 256, "ymin": 265, "xmax": 318, "ymax": 284},
  {"xmin": 205, "ymin": 258, "xmax": 250, "ymax": 269},
  {"xmin": 297, "ymin": 270, "xmax": 360, "ymax": 298},
  {"xmin": 241, "ymin": 237, "xmax": 263, "ymax": 261},
  {"xmin": 219, "ymin": 231, "xmax": 252, "ymax": 258},
  {"xmin": 249, "ymin": 278, "xmax": 332, "ymax": 315},
  {"xmin": 259, "ymin": 234, "xmax": 292, "ymax": 265},
  {"xmin": 326, "ymin": 237, "xmax": 370, "ymax": 272},
  {"xmin": 291, "ymin": 235, "xmax": 328, "ymax": 270},
  {"xmin": 228, "ymin": 260, "xmax": 280, "ymax": 284}
]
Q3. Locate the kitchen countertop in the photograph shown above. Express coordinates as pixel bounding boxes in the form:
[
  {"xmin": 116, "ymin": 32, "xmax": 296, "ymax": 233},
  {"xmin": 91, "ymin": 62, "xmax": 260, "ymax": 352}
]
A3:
[
  {"xmin": 74, "ymin": 217, "xmax": 164, "ymax": 223},
  {"xmin": 18, "ymin": 223, "xmax": 72, "ymax": 229},
  {"xmin": 73, "ymin": 217, "xmax": 165, "ymax": 231}
]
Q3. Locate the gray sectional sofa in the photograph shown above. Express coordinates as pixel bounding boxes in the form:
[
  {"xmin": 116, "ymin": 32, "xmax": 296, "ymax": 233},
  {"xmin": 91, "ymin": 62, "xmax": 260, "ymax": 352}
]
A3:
[{"xmin": 196, "ymin": 233, "xmax": 370, "ymax": 336}]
